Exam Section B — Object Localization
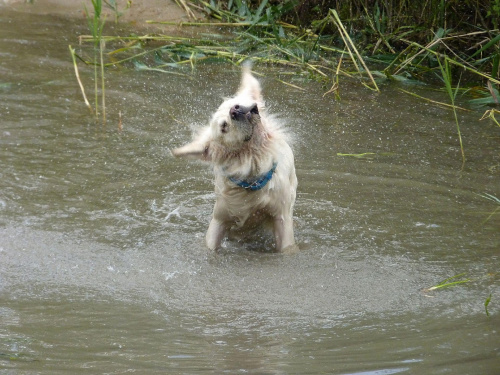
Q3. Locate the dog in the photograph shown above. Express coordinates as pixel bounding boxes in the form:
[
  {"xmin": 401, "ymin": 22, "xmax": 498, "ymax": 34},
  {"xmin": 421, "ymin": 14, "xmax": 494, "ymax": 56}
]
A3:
[{"xmin": 171, "ymin": 65, "xmax": 298, "ymax": 253}]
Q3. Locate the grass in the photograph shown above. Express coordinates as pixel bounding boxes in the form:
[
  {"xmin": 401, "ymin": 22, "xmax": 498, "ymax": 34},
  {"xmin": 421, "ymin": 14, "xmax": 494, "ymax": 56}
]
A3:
[
  {"xmin": 69, "ymin": 45, "xmax": 92, "ymax": 114},
  {"xmin": 72, "ymin": 0, "xmax": 500, "ymax": 153},
  {"xmin": 75, "ymin": 1, "xmax": 500, "ymax": 86},
  {"xmin": 76, "ymin": 0, "xmax": 107, "ymax": 124},
  {"xmin": 476, "ymin": 192, "xmax": 500, "ymax": 225},
  {"xmin": 103, "ymin": 0, "xmax": 131, "ymax": 23},
  {"xmin": 485, "ymin": 293, "xmax": 492, "ymax": 317},
  {"xmin": 480, "ymin": 109, "xmax": 500, "ymax": 127},
  {"xmin": 423, "ymin": 273, "xmax": 472, "ymax": 292},
  {"xmin": 423, "ymin": 272, "xmax": 496, "ymax": 316},
  {"xmin": 328, "ymin": 9, "xmax": 379, "ymax": 92},
  {"xmin": 437, "ymin": 57, "xmax": 465, "ymax": 169}
]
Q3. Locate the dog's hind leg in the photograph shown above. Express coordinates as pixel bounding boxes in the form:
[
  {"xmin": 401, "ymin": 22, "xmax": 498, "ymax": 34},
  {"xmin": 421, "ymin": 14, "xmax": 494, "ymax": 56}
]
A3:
[
  {"xmin": 273, "ymin": 214, "xmax": 297, "ymax": 253},
  {"xmin": 206, "ymin": 218, "xmax": 227, "ymax": 251}
]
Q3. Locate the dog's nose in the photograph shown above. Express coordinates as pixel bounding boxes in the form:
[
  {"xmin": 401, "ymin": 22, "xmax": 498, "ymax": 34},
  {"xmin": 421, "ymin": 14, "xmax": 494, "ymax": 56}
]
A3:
[
  {"xmin": 230, "ymin": 104, "xmax": 258, "ymax": 120},
  {"xmin": 230, "ymin": 105, "xmax": 243, "ymax": 120}
]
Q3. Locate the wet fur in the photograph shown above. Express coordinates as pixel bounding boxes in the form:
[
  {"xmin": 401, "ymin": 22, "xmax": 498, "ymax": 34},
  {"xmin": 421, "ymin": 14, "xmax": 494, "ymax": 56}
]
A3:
[{"xmin": 172, "ymin": 66, "xmax": 298, "ymax": 253}]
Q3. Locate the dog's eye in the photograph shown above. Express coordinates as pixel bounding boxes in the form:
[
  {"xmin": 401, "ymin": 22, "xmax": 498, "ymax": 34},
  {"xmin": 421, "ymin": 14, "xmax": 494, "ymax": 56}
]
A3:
[{"xmin": 221, "ymin": 121, "xmax": 228, "ymax": 133}]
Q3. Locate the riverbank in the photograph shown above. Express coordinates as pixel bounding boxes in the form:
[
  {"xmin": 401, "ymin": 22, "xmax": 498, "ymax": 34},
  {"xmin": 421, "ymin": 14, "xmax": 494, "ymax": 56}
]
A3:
[
  {"xmin": 4, "ymin": 0, "xmax": 499, "ymax": 128},
  {"xmin": 1, "ymin": 0, "xmax": 196, "ymax": 31}
]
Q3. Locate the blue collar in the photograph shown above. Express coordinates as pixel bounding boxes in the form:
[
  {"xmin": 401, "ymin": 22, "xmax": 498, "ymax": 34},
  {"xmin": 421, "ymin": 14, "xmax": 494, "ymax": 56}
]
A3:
[{"xmin": 227, "ymin": 162, "xmax": 277, "ymax": 191}]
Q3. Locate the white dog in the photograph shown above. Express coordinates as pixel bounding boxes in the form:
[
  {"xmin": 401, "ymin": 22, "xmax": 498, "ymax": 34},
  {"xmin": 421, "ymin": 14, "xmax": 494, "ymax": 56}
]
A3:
[{"xmin": 172, "ymin": 65, "xmax": 298, "ymax": 253}]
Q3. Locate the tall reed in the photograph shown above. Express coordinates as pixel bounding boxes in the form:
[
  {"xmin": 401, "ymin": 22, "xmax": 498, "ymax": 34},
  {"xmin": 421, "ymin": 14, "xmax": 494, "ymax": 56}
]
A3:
[
  {"xmin": 437, "ymin": 57, "xmax": 465, "ymax": 169},
  {"xmin": 74, "ymin": 0, "xmax": 500, "ymax": 135},
  {"xmin": 69, "ymin": 45, "xmax": 92, "ymax": 114},
  {"xmin": 84, "ymin": 0, "xmax": 107, "ymax": 123}
]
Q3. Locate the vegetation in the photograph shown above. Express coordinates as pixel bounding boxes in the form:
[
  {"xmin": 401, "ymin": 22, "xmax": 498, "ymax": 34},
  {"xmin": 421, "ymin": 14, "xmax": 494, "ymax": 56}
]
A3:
[
  {"xmin": 485, "ymin": 293, "xmax": 492, "ymax": 316},
  {"xmin": 72, "ymin": 0, "xmax": 133, "ymax": 124},
  {"xmin": 72, "ymin": 0, "xmax": 500, "ymax": 138},
  {"xmin": 70, "ymin": 0, "xmax": 108, "ymax": 123},
  {"xmin": 423, "ymin": 273, "xmax": 472, "ymax": 292},
  {"xmin": 423, "ymin": 272, "xmax": 496, "ymax": 316},
  {"xmin": 477, "ymin": 192, "xmax": 500, "ymax": 224}
]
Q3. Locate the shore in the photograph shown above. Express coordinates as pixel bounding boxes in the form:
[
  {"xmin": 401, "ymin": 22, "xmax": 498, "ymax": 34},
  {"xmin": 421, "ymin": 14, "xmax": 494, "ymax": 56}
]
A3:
[{"xmin": 1, "ymin": 0, "xmax": 198, "ymax": 31}]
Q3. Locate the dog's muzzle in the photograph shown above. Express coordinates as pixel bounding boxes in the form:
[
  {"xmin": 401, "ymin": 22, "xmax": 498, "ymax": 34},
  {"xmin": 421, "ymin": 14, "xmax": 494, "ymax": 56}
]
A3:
[{"xmin": 230, "ymin": 104, "xmax": 259, "ymax": 121}]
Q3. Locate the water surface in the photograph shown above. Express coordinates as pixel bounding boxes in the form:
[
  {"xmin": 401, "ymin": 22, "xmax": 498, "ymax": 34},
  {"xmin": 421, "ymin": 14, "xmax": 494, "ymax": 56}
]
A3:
[{"xmin": 0, "ymin": 8, "xmax": 499, "ymax": 374}]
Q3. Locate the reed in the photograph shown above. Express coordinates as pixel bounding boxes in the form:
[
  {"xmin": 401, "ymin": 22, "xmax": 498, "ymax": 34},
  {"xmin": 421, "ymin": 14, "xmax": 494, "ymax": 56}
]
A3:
[
  {"xmin": 480, "ymin": 109, "xmax": 500, "ymax": 128},
  {"xmin": 83, "ymin": 0, "xmax": 107, "ymax": 124},
  {"xmin": 103, "ymin": 0, "xmax": 131, "ymax": 23},
  {"xmin": 397, "ymin": 88, "xmax": 469, "ymax": 112},
  {"xmin": 73, "ymin": 0, "xmax": 500, "ymax": 138},
  {"xmin": 329, "ymin": 9, "xmax": 379, "ymax": 92},
  {"xmin": 423, "ymin": 271, "xmax": 497, "ymax": 316},
  {"xmin": 174, "ymin": 0, "xmax": 197, "ymax": 19},
  {"xmin": 476, "ymin": 193, "xmax": 500, "ymax": 225},
  {"xmin": 485, "ymin": 293, "xmax": 492, "ymax": 317},
  {"xmin": 423, "ymin": 273, "xmax": 471, "ymax": 292},
  {"xmin": 69, "ymin": 45, "xmax": 93, "ymax": 114},
  {"xmin": 437, "ymin": 57, "xmax": 465, "ymax": 169}
]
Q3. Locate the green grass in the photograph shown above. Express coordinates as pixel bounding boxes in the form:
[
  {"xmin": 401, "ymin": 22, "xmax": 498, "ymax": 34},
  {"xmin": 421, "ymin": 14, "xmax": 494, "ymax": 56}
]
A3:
[
  {"xmin": 485, "ymin": 293, "xmax": 492, "ymax": 317},
  {"xmin": 423, "ymin": 273, "xmax": 472, "ymax": 292},
  {"xmin": 476, "ymin": 193, "xmax": 500, "ymax": 225},
  {"xmin": 73, "ymin": 0, "xmax": 500, "ymax": 142},
  {"xmin": 423, "ymin": 272, "xmax": 497, "ymax": 316},
  {"xmin": 103, "ymin": 0, "xmax": 131, "ymax": 23},
  {"xmin": 82, "ymin": 0, "xmax": 107, "ymax": 124},
  {"xmin": 437, "ymin": 57, "xmax": 465, "ymax": 169}
]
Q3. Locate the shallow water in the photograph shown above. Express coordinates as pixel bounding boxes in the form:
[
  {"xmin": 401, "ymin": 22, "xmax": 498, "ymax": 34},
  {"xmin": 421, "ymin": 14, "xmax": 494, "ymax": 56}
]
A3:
[{"xmin": 1, "ymin": 8, "xmax": 499, "ymax": 374}]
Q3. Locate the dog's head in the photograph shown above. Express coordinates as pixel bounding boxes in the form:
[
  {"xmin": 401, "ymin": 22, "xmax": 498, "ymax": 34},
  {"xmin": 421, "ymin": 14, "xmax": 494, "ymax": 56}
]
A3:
[
  {"xmin": 211, "ymin": 97, "xmax": 261, "ymax": 148},
  {"xmin": 210, "ymin": 64, "xmax": 264, "ymax": 149},
  {"xmin": 172, "ymin": 65, "xmax": 265, "ymax": 161}
]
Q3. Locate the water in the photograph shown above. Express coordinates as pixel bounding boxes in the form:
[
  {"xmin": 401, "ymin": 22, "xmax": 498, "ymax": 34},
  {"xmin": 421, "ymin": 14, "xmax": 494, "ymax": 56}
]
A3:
[{"xmin": 1, "ymin": 8, "xmax": 499, "ymax": 374}]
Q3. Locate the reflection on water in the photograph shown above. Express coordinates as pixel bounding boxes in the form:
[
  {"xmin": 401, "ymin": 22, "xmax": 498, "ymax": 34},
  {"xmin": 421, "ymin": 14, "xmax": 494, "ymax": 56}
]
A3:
[{"xmin": 1, "ymin": 8, "xmax": 499, "ymax": 375}]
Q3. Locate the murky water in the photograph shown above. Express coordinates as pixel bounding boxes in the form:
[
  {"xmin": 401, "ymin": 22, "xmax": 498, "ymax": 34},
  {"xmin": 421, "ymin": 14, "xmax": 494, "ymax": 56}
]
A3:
[{"xmin": 1, "ymin": 8, "xmax": 499, "ymax": 374}]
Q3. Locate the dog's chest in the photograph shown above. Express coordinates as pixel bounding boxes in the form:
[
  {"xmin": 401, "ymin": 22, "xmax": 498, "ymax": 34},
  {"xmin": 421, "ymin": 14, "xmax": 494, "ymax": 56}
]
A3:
[{"xmin": 217, "ymin": 183, "xmax": 275, "ymax": 225}]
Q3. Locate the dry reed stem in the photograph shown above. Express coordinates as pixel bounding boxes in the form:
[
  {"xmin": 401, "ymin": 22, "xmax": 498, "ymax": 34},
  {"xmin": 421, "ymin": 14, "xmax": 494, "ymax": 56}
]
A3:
[
  {"xmin": 174, "ymin": 0, "xmax": 197, "ymax": 19},
  {"xmin": 397, "ymin": 88, "xmax": 470, "ymax": 111},
  {"xmin": 330, "ymin": 10, "xmax": 380, "ymax": 92},
  {"xmin": 480, "ymin": 109, "xmax": 500, "ymax": 127},
  {"xmin": 69, "ymin": 45, "xmax": 94, "ymax": 114},
  {"xmin": 398, "ymin": 39, "xmax": 500, "ymax": 85},
  {"xmin": 100, "ymin": 39, "xmax": 106, "ymax": 124},
  {"xmin": 145, "ymin": 20, "xmax": 298, "ymax": 28}
]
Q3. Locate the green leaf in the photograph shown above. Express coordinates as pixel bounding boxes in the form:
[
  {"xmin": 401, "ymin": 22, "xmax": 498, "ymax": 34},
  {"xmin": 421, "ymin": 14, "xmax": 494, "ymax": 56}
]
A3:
[
  {"xmin": 485, "ymin": 293, "xmax": 492, "ymax": 317},
  {"xmin": 471, "ymin": 33, "xmax": 500, "ymax": 58}
]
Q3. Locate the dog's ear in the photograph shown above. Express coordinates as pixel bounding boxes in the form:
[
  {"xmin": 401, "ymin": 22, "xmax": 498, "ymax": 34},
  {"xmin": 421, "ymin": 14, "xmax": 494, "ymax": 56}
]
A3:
[
  {"xmin": 238, "ymin": 64, "xmax": 262, "ymax": 102},
  {"xmin": 171, "ymin": 128, "xmax": 212, "ymax": 161}
]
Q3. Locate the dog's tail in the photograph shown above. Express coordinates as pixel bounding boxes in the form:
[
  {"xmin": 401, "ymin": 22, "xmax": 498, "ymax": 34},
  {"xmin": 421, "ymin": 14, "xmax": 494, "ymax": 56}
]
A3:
[
  {"xmin": 241, "ymin": 59, "xmax": 253, "ymax": 75},
  {"xmin": 239, "ymin": 60, "xmax": 262, "ymax": 103}
]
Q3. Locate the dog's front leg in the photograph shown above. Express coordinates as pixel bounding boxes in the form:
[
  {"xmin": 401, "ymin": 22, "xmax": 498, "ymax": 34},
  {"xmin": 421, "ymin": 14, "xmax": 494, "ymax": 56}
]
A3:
[
  {"xmin": 273, "ymin": 214, "xmax": 297, "ymax": 253},
  {"xmin": 206, "ymin": 218, "xmax": 227, "ymax": 251}
]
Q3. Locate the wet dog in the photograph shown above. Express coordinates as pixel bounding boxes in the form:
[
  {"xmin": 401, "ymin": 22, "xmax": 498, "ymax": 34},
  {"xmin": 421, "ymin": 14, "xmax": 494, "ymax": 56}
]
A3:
[{"xmin": 172, "ymin": 65, "xmax": 297, "ymax": 253}]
